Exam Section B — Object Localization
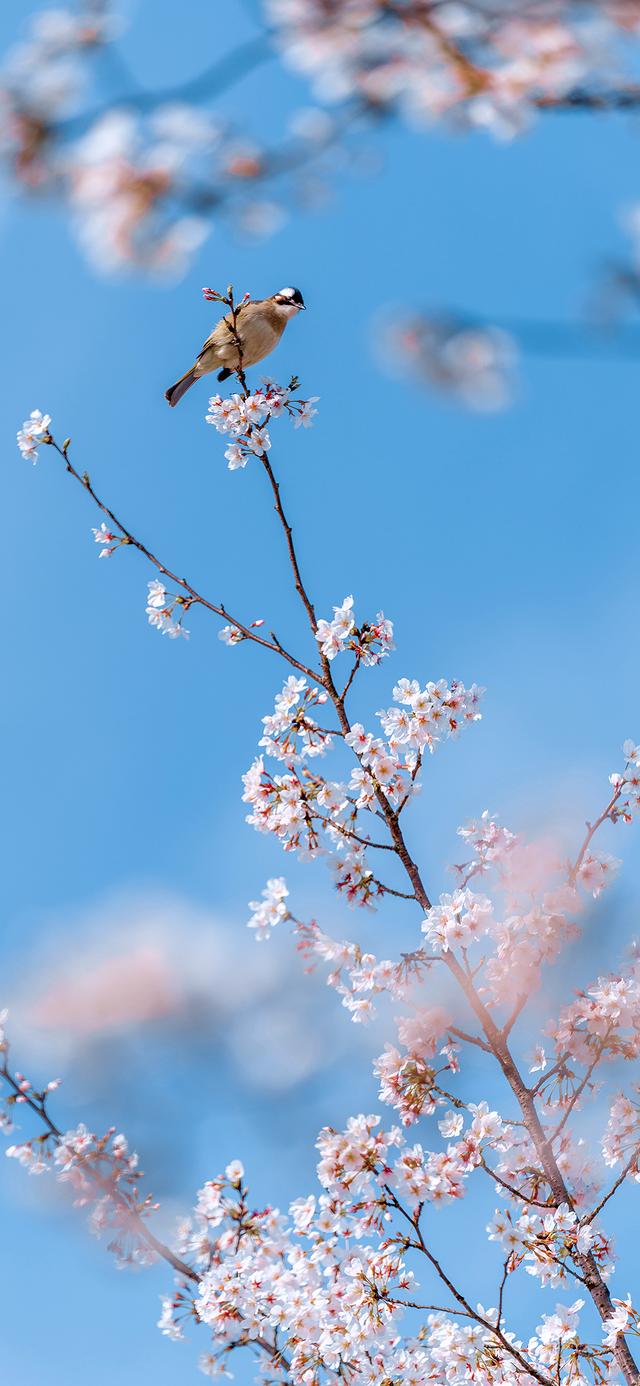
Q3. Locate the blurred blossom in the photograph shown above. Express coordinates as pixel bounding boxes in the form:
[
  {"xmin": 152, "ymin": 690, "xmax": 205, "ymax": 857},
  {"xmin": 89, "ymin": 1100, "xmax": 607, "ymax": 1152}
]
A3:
[
  {"xmin": 67, "ymin": 107, "xmax": 214, "ymax": 276},
  {"xmin": 0, "ymin": 5, "xmax": 113, "ymax": 184},
  {"xmin": 7, "ymin": 891, "xmax": 365, "ymax": 1097},
  {"xmin": 266, "ymin": 0, "xmax": 640, "ymax": 134},
  {"xmin": 377, "ymin": 310, "xmax": 518, "ymax": 409},
  {"xmin": 2, "ymin": 4, "xmax": 640, "ymax": 279},
  {"xmin": 235, "ymin": 198, "xmax": 288, "ymax": 238}
]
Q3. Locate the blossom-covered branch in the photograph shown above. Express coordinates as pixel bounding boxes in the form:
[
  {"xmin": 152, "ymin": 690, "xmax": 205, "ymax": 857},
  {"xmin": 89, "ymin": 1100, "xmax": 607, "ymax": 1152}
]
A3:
[{"xmin": 13, "ymin": 292, "xmax": 640, "ymax": 1385}]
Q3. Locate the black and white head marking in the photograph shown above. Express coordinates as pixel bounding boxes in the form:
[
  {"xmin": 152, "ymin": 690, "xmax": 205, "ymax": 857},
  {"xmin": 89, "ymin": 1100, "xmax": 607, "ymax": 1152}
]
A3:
[{"xmin": 274, "ymin": 286, "xmax": 305, "ymax": 310}]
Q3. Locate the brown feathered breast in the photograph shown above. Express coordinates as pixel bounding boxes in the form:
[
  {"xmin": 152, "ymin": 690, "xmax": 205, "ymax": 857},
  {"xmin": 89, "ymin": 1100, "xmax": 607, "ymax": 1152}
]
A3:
[{"xmin": 195, "ymin": 298, "xmax": 288, "ymax": 376}]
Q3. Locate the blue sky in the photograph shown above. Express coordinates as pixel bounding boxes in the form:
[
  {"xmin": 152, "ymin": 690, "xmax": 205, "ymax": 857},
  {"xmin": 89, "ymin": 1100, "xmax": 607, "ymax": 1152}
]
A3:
[{"xmin": 2, "ymin": 3, "xmax": 640, "ymax": 1383}]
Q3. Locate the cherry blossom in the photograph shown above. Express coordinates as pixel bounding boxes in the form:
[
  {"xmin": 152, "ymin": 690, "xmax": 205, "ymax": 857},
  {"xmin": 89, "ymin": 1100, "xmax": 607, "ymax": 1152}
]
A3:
[
  {"xmin": 603, "ymin": 1295, "xmax": 639, "ymax": 1349},
  {"xmin": 145, "ymin": 579, "xmax": 190, "ymax": 639},
  {"xmin": 16, "ymin": 409, "xmax": 51, "ymax": 463},
  {"xmin": 247, "ymin": 877, "xmax": 290, "ymax": 941},
  {"xmin": 259, "ymin": 676, "xmax": 333, "ymax": 761},
  {"xmin": 206, "ymin": 381, "xmax": 318, "ymax": 469},
  {"xmin": 10, "ymin": 369, "xmax": 640, "ymax": 1386}
]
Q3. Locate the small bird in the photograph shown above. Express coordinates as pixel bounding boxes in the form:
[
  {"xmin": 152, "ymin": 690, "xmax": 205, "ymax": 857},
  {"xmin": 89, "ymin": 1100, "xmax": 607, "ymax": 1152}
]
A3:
[{"xmin": 165, "ymin": 286, "xmax": 306, "ymax": 407}]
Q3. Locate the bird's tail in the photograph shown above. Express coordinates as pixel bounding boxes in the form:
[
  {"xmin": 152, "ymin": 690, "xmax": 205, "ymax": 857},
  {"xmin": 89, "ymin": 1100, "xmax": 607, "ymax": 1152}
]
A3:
[{"xmin": 165, "ymin": 367, "xmax": 197, "ymax": 407}]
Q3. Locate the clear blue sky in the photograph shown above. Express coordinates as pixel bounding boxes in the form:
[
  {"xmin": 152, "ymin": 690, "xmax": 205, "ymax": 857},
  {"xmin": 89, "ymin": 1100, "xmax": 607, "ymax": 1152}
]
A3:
[{"xmin": 2, "ymin": 3, "xmax": 640, "ymax": 1383}]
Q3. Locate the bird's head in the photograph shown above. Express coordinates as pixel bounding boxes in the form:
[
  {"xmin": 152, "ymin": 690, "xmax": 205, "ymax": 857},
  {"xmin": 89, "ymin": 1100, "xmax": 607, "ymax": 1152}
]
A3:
[{"xmin": 273, "ymin": 286, "xmax": 306, "ymax": 316}]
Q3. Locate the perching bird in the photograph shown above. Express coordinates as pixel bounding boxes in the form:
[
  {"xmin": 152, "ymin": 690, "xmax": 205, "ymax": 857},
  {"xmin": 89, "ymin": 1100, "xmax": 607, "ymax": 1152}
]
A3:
[{"xmin": 165, "ymin": 286, "xmax": 306, "ymax": 407}]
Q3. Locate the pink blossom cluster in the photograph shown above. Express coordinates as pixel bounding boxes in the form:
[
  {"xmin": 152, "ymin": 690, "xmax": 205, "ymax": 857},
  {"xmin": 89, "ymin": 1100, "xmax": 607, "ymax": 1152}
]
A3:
[
  {"xmin": 609, "ymin": 739, "xmax": 640, "ymax": 823},
  {"xmin": 12, "ymin": 390, "xmax": 640, "ymax": 1386},
  {"xmin": 315, "ymin": 595, "xmax": 394, "ymax": 665},
  {"xmin": 455, "ymin": 809, "xmax": 518, "ymax": 880},
  {"xmin": 146, "ymin": 579, "xmax": 190, "ymax": 640},
  {"xmin": 374, "ymin": 1006, "xmax": 454, "ymax": 1125},
  {"xmin": 246, "ymin": 876, "xmax": 290, "ymax": 941},
  {"xmin": 241, "ymin": 661, "xmax": 482, "ymax": 903},
  {"xmin": 3, "ymin": 1019, "xmax": 639, "ymax": 1386},
  {"xmin": 6, "ymin": 1121, "xmax": 155, "ymax": 1268},
  {"xmin": 391, "ymin": 1102, "xmax": 510, "ymax": 1205},
  {"xmin": 65, "ymin": 107, "xmax": 215, "ymax": 277},
  {"xmin": 294, "ymin": 918, "xmax": 421, "ymax": 1022},
  {"xmin": 487, "ymin": 1202, "xmax": 610, "ymax": 1289},
  {"xmin": 17, "ymin": 409, "xmax": 52, "ymax": 463},
  {"xmin": 551, "ymin": 970, "xmax": 640, "ymax": 1067},
  {"xmin": 603, "ymin": 1295, "xmax": 640, "ymax": 1349},
  {"xmin": 494, "ymin": 1127, "xmax": 602, "ymax": 1213},
  {"xmin": 378, "ymin": 675, "xmax": 484, "ymax": 755},
  {"xmin": 422, "ymin": 887, "xmax": 494, "ymax": 954},
  {"xmin": 602, "ymin": 1094, "xmax": 640, "ymax": 1175},
  {"xmin": 259, "ymin": 675, "xmax": 333, "ymax": 761},
  {"xmin": 343, "ymin": 724, "xmax": 418, "ymax": 810},
  {"xmin": 242, "ymin": 756, "xmax": 325, "ymax": 858},
  {"xmin": 206, "ymin": 383, "xmax": 318, "ymax": 468},
  {"xmin": 218, "ymin": 617, "xmax": 265, "ymax": 646}
]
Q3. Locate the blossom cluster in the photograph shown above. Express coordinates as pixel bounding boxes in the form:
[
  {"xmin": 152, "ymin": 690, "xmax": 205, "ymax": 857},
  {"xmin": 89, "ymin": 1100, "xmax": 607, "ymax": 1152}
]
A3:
[
  {"xmin": 551, "ymin": 969, "xmax": 640, "ymax": 1068},
  {"xmin": 455, "ymin": 809, "xmax": 518, "ymax": 879},
  {"xmin": 316, "ymin": 595, "xmax": 394, "ymax": 666},
  {"xmin": 295, "ymin": 918, "xmax": 436, "ymax": 1025},
  {"xmin": 16, "ymin": 409, "xmax": 52, "ymax": 463},
  {"xmin": 373, "ymin": 1003, "xmax": 455, "ymax": 1126},
  {"xmin": 602, "ymin": 1093, "xmax": 640, "ymax": 1175},
  {"xmin": 243, "ymin": 666, "xmax": 482, "ymax": 904},
  {"xmin": 487, "ymin": 1201, "xmax": 612, "ymax": 1289},
  {"xmin": 609, "ymin": 739, "xmax": 640, "ymax": 823},
  {"xmin": 247, "ymin": 876, "xmax": 290, "ymax": 941},
  {"xmin": 6, "ymin": 1120, "xmax": 155, "ymax": 1268},
  {"xmin": 2, "ymin": 1002, "xmax": 639, "ymax": 1386},
  {"xmin": 422, "ymin": 887, "xmax": 494, "ymax": 954},
  {"xmin": 12, "ymin": 367, "xmax": 640, "ymax": 1386},
  {"xmin": 378, "ymin": 675, "xmax": 484, "ymax": 754},
  {"xmin": 259, "ymin": 675, "xmax": 333, "ymax": 761},
  {"xmin": 206, "ymin": 381, "xmax": 318, "ymax": 468},
  {"xmin": 345, "ymin": 686, "xmax": 482, "ymax": 810},
  {"xmin": 146, "ymin": 579, "xmax": 190, "ymax": 640}
]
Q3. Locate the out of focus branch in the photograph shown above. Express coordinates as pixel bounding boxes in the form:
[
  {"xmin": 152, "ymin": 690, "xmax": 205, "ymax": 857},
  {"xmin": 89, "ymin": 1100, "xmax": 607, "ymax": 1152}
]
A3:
[
  {"xmin": 59, "ymin": 34, "xmax": 273, "ymax": 136},
  {"xmin": 0, "ymin": 1058, "xmax": 198, "ymax": 1283}
]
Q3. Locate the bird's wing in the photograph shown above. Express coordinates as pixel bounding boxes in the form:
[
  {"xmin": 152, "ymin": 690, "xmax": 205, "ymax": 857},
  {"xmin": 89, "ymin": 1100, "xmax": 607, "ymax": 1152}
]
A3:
[{"xmin": 198, "ymin": 300, "xmax": 263, "ymax": 358}]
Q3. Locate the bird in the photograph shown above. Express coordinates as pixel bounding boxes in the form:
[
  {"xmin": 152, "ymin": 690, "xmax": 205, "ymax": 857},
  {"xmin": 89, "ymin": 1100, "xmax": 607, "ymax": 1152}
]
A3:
[{"xmin": 165, "ymin": 286, "xmax": 306, "ymax": 407}]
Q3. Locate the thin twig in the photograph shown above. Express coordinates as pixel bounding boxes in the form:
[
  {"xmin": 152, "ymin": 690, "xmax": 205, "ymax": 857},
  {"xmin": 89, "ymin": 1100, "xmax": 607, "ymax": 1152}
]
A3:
[
  {"xmin": 583, "ymin": 1148, "xmax": 640, "ymax": 1226},
  {"xmin": 45, "ymin": 438, "xmax": 320, "ymax": 683},
  {"xmin": 384, "ymin": 1185, "xmax": 555, "ymax": 1386}
]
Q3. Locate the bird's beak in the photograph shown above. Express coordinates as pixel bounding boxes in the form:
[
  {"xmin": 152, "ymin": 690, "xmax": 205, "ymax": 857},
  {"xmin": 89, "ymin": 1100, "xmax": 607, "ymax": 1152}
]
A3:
[{"xmin": 299, "ymin": 302, "xmax": 306, "ymax": 310}]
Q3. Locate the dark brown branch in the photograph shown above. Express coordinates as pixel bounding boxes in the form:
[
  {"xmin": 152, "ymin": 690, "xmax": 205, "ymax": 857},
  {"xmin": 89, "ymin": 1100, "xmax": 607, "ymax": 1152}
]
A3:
[{"xmin": 384, "ymin": 1185, "xmax": 555, "ymax": 1386}]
